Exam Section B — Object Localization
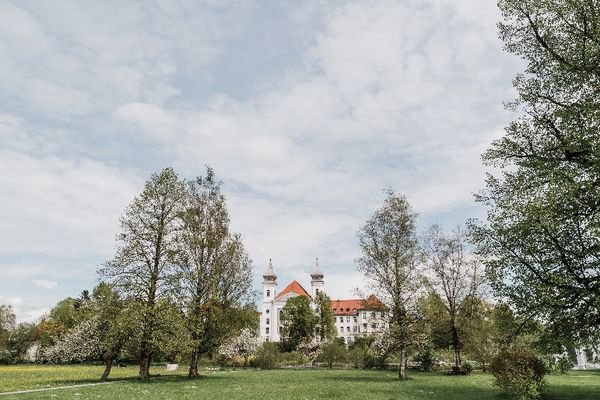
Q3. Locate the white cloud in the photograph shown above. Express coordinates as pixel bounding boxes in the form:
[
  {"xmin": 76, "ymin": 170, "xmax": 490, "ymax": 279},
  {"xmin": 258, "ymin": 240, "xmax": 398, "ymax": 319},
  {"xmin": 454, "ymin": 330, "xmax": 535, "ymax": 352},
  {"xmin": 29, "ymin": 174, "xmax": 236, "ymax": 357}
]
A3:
[{"xmin": 32, "ymin": 279, "xmax": 58, "ymax": 290}]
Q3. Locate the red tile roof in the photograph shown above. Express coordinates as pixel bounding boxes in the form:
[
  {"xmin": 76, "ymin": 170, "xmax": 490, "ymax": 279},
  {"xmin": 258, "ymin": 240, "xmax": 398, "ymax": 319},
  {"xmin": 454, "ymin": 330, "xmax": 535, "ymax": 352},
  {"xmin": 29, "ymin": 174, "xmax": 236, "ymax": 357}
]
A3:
[
  {"xmin": 330, "ymin": 295, "xmax": 385, "ymax": 315},
  {"xmin": 274, "ymin": 280, "xmax": 311, "ymax": 300}
]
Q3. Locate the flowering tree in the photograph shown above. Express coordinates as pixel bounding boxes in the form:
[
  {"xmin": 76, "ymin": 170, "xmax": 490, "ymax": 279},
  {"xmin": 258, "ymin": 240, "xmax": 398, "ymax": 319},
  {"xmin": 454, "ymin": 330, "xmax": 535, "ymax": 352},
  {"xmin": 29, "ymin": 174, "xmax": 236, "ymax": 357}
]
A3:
[
  {"xmin": 216, "ymin": 328, "xmax": 259, "ymax": 368},
  {"xmin": 42, "ymin": 317, "xmax": 101, "ymax": 364},
  {"xmin": 298, "ymin": 337, "xmax": 323, "ymax": 365}
]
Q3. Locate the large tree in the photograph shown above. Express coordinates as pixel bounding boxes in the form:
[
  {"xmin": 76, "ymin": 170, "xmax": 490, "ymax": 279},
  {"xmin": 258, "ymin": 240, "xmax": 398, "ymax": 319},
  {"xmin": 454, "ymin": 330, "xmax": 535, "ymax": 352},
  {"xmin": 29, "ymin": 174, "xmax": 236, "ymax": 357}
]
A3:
[
  {"xmin": 280, "ymin": 296, "xmax": 316, "ymax": 352},
  {"xmin": 422, "ymin": 225, "xmax": 484, "ymax": 370},
  {"xmin": 175, "ymin": 167, "xmax": 253, "ymax": 378},
  {"xmin": 99, "ymin": 167, "xmax": 186, "ymax": 380},
  {"xmin": 470, "ymin": 0, "xmax": 600, "ymax": 344},
  {"xmin": 356, "ymin": 190, "xmax": 423, "ymax": 379}
]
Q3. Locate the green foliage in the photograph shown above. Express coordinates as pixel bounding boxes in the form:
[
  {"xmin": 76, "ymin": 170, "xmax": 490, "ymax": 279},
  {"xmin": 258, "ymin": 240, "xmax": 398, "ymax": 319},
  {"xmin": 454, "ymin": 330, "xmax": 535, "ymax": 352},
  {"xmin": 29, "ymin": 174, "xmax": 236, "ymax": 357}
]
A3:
[
  {"xmin": 280, "ymin": 296, "xmax": 316, "ymax": 352},
  {"xmin": 413, "ymin": 345, "xmax": 436, "ymax": 372},
  {"xmin": 251, "ymin": 342, "xmax": 280, "ymax": 369},
  {"xmin": 7, "ymin": 322, "xmax": 35, "ymax": 362},
  {"xmin": 470, "ymin": 0, "xmax": 600, "ymax": 344},
  {"xmin": 554, "ymin": 356, "xmax": 573, "ymax": 375},
  {"xmin": 318, "ymin": 341, "xmax": 348, "ymax": 368},
  {"xmin": 461, "ymin": 361, "xmax": 474, "ymax": 375},
  {"xmin": 314, "ymin": 292, "xmax": 336, "ymax": 341},
  {"xmin": 490, "ymin": 346, "xmax": 546, "ymax": 400},
  {"xmin": 356, "ymin": 190, "xmax": 423, "ymax": 379}
]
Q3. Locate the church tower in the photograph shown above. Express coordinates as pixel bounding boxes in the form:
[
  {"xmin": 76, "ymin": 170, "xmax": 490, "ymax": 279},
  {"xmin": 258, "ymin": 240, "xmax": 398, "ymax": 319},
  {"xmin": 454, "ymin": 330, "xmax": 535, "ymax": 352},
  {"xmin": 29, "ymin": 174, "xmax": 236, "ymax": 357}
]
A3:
[
  {"xmin": 261, "ymin": 259, "xmax": 277, "ymax": 341},
  {"xmin": 310, "ymin": 257, "xmax": 325, "ymax": 298}
]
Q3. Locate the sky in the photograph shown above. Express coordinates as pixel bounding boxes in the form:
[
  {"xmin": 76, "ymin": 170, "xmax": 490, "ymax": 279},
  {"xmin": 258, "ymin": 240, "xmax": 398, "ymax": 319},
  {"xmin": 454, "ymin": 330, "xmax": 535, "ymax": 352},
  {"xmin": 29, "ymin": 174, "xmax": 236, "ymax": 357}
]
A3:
[{"xmin": 0, "ymin": 0, "xmax": 523, "ymax": 323}]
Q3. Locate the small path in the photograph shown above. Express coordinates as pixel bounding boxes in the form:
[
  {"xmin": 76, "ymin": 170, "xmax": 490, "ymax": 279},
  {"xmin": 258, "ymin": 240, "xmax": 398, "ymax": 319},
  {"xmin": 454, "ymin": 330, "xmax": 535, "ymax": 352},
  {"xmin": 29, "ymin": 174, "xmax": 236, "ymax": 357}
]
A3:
[{"xmin": 0, "ymin": 381, "xmax": 119, "ymax": 396}]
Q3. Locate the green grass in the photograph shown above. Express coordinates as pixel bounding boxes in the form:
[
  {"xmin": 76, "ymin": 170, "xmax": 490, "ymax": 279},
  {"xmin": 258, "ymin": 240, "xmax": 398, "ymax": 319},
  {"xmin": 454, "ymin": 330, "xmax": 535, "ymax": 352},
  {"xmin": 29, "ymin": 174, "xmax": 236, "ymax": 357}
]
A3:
[{"xmin": 0, "ymin": 366, "xmax": 599, "ymax": 400}]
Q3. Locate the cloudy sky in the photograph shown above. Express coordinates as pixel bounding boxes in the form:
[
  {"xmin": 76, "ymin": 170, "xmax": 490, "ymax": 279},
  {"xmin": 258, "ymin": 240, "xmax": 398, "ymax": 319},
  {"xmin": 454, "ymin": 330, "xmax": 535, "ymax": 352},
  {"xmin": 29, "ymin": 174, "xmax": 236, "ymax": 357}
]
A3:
[{"xmin": 0, "ymin": 0, "xmax": 523, "ymax": 322}]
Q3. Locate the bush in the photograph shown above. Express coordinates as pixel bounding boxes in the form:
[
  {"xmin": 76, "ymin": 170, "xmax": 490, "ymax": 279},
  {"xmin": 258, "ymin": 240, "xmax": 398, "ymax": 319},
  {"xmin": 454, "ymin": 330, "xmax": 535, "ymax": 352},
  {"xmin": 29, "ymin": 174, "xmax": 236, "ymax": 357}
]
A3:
[
  {"xmin": 318, "ymin": 342, "xmax": 348, "ymax": 368},
  {"xmin": 490, "ymin": 346, "xmax": 546, "ymax": 400},
  {"xmin": 462, "ymin": 361, "xmax": 474, "ymax": 375},
  {"xmin": 250, "ymin": 342, "xmax": 280, "ymax": 369},
  {"xmin": 413, "ymin": 346, "xmax": 436, "ymax": 371},
  {"xmin": 0, "ymin": 349, "xmax": 14, "ymax": 365},
  {"xmin": 281, "ymin": 351, "xmax": 307, "ymax": 367}
]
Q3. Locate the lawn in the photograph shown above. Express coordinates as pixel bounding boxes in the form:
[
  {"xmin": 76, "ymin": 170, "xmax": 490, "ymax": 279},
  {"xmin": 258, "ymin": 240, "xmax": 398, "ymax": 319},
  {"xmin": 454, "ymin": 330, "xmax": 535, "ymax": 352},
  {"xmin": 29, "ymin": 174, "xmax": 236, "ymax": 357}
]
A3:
[{"xmin": 0, "ymin": 366, "xmax": 599, "ymax": 400}]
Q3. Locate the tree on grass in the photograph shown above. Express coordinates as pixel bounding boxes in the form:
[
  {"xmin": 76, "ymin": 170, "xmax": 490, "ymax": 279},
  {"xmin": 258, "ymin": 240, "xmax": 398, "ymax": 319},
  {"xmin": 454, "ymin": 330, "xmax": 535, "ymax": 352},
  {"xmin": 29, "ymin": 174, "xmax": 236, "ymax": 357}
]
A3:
[
  {"xmin": 470, "ymin": 0, "xmax": 600, "ymax": 345},
  {"xmin": 216, "ymin": 328, "xmax": 259, "ymax": 368},
  {"xmin": 422, "ymin": 225, "xmax": 484, "ymax": 371},
  {"xmin": 356, "ymin": 190, "xmax": 424, "ymax": 379},
  {"xmin": 280, "ymin": 296, "xmax": 316, "ymax": 352},
  {"xmin": 99, "ymin": 167, "xmax": 186, "ymax": 380},
  {"xmin": 175, "ymin": 167, "xmax": 253, "ymax": 378}
]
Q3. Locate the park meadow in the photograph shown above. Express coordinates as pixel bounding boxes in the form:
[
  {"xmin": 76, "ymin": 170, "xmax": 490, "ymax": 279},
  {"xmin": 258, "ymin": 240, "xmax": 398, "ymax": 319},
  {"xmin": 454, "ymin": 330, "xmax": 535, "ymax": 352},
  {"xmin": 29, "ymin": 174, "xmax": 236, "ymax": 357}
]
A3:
[{"xmin": 1, "ymin": 365, "xmax": 600, "ymax": 400}]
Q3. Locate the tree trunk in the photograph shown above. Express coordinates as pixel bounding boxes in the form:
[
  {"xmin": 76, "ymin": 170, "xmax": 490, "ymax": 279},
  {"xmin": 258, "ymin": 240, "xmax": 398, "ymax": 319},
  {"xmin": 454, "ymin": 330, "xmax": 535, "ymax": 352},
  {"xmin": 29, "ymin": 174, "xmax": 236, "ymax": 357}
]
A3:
[
  {"xmin": 188, "ymin": 351, "xmax": 200, "ymax": 378},
  {"xmin": 101, "ymin": 356, "xmax": 114, "ymax": 382},
  {"xmin": 139, "ymin": 354, "xmax": 151, "ymax": 380},
  {"xmin": 398, "ymin": 347, "xmax": 407, "ymax": 380},
  {"xmin": 243, "ymin": 355, "xmax": 248, "ymax": 369},
  {"xmin": 451, "ymin": 325, "xmax": 461, "ymax": 369}
]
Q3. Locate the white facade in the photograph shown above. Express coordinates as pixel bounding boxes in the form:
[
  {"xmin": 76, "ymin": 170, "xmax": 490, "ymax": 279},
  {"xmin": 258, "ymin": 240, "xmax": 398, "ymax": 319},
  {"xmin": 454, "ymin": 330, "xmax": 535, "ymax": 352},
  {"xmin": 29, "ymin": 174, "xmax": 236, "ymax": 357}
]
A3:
[{"xmin": 260, "ymin": 259, "xmax": 386, "ymax": 344}]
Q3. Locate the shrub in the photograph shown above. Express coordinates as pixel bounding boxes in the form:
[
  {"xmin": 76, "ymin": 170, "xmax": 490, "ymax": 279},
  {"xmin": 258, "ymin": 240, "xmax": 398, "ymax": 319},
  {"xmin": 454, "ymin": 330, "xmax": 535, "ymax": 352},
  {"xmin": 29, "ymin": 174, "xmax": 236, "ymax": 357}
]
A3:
[
  {"xmin": 281, "ymin": 351, "xmax": 308, "ymax": 367},
  {"xmin": 462, "ymin": 361, "xmax": 474, "ymax": 375},
  {"xmin": 0, "ymin": 349, "xmax": 13, "ymax": 365},
  {"xmin": 250, "ymin": 342, "xmax": 280, "ymax": 369},
  {"xmin": 490, "ymin": 346, "xmax": 546, "ymax": 400},
  {"xmin": 318, "ymin": 341, "xmax": 348, "ymax": 368},
  {"xmin": 413, "ymin": 346, "xmax": 436, "ymax": 371}
]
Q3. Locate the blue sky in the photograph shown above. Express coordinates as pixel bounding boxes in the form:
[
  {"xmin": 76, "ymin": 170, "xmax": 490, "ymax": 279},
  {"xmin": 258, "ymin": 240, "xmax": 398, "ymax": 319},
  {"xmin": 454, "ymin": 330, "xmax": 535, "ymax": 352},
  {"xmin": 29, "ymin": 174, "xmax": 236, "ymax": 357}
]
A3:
[{"xmin": 0, "ymin": 0, "xmax": 522, "ymax": 322}]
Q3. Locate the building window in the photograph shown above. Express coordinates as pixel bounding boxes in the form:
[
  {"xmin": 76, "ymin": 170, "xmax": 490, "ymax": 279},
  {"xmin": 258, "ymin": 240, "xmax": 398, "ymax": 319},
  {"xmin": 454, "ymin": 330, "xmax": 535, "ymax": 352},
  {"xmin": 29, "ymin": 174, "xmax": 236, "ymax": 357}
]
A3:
[
  {"xmin": 339, "ymin": 316, "xmax": 344, "ymax": 323},
  {"xmin": 353, "ymin": 326, "xmax": 357, "ymax": 333},
  {"xmin": 346, "ymin": 326, "xmax": 350, "ymax": 332},
  {"xmin": 315, "ymin": 289, "xmax": 319, "ymax": 295},
  {"xmin": 347, "ymin": 336, "xmax": 352, "ymax": 343},
  {"xmin": 340, "ymin": 327, "xmax": 343, "ymax": 332},
  {"xmin": 266, "ymin": 290, "xmax": 270, "ymax": 297},
  {"xmin": 279, "ymin": 309, "xmax": 283, "ymax": 319},
  {"xmin": 371, "ymin": 323, "xmax": 376, "ymax": 329},
  {"xmin": 266, "ymin": 309, "xmax": 270, "ymax": 314},
  {"xmin": 353, "ymin": 316, "xmax": 357, "ymax": 323},
  {"xmin": 266, "ymin": 327, "xmax": 270, "ymax": 334},
  {"xmin": 346, "ymin": 316, "xmax": 350, "ymax": 323},
  {"xmin": 363, "ymin": 323, "xmax": 367, "ymax": 329},
  {"xmin": 371, "ymin": 312, "xmax": 375, "ymax": 318},
  {"xmin": 362, "ymin": 312, "xmax": 367, "ymax": 319},
  {"xmin": 279, "ymin": 326, "xmax": 282, "ymax": 334},
  {"xmin": 266, "ymin": 318, "xmax": 270, "ymax": 325}
]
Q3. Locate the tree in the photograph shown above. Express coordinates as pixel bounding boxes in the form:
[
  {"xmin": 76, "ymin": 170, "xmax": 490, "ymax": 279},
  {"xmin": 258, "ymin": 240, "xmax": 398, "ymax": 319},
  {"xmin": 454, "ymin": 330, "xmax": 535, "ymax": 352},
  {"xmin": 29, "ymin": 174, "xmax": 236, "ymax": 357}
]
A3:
[
  {"xmin": 280, "ymin": 296, "xmax": 316, "ymax": 352},
  {"xmin": 8, "ymin": 322, "xmax": 36, "ymax": 362},
  {"xmin": 0, "ymin": 305, "xmax": 15, "ymax": 351},
  {"xmin": 314, "ymin": 291, "xmax": 336, "ymax": 342},
  {"xmin": 356, "ymin": 190, "xmax": 424, "ymax": 379},
  {"xmin": 422, "ymin": 225, "xmax": 484, "ymax": 370},
  {"xmin": 99, "ymin": 167, "xmax": 186, "ymax": 380},
  {"xmin": 216, "ymin": 328, "xmax": 260, "ymax": 368},
  {"xmin": 175, "ymin": 167, "xmax": 253, "ymax": 378},
  {"xmin": 470, "ymin": 0, "xmax": 600, "ymax": 344}
]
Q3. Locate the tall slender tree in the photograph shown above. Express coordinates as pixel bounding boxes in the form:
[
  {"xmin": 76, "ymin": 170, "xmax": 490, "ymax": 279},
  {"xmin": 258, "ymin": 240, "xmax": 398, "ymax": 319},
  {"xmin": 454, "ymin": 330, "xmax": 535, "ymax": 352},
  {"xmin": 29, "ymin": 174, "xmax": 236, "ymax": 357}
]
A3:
[
  {"xmin": 422, "ymin": 225, "xmax": 484, "ymax": 370},
  {"xmin": 356, "ymin": 190, "xmax": 423, "ymax": 380},
  {"xmin": 99, "ymin": 167, "xmax": 186, "ymax": 380},
  {"xmin": 175, "ymin": 167, "xmax": 253, "ymax": 378},
  {"xmin": 314, "ymin": 291, "xmax": 336, "ymax": 342}
]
